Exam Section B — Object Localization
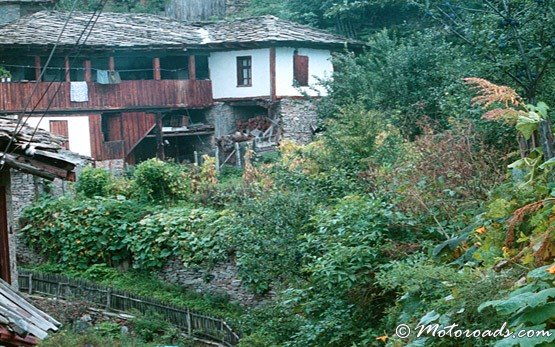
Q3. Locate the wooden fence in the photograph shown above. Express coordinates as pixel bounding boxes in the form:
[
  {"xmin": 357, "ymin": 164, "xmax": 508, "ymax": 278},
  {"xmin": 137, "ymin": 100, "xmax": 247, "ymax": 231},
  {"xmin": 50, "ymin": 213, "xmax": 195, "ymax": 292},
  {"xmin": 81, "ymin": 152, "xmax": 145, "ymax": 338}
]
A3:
[{"xmin": 18, "ymin": 270, "xmax": 240, "ymax": 346}]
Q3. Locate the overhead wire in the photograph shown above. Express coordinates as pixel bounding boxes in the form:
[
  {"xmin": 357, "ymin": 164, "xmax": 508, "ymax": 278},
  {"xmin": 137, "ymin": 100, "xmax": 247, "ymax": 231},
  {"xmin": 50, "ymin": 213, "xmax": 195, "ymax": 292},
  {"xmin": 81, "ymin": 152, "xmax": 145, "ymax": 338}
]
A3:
[
  {"xmin": 0, "ymin": 0, "xmax": 81, "ymax": 167},
  {"xmin": 24, "ymin": 0, "xmax": 110, "ymax": 148}
]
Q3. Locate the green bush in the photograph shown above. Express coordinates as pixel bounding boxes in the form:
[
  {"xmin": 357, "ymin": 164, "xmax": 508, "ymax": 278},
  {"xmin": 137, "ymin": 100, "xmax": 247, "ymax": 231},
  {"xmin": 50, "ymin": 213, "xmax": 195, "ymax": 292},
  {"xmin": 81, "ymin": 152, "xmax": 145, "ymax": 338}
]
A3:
[
  {"xmin": 131, "ymin": 158, "xmax": 191, "ymax": 203},
  {"xmin": 21, "ymin": 196, "xmax": 151, "ymax": 269},
  {"xmin": 75, "ymin": 166, "xmax": 114, "ymax": 198},
  {"xmin": 131, "ymin": 206, "xmax": 232, "ymax": 269}
]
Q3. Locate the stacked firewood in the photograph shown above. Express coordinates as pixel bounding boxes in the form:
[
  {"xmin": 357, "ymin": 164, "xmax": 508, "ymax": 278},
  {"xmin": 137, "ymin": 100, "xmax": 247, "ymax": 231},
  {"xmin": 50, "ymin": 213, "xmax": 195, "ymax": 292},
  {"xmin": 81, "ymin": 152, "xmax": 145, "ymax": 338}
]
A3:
[
  {"xmin": 236, "ymin": 116, "xmax": 272, "ymax": 133},
  {"xmin": 216, "ymin": 132, "xmax": 251, "ymax": 151},
  {"xmin": 216, "ymin": 116, "xmax": 274, "ymax": 151}
]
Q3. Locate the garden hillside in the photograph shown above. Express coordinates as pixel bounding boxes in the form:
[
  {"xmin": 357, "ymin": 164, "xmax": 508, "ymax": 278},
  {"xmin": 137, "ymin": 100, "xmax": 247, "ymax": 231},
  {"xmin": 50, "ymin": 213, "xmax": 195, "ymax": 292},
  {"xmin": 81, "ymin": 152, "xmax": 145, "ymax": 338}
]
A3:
[{"xmin": 20, "ymin": 1, "xmax": 555, "ymax": 346}]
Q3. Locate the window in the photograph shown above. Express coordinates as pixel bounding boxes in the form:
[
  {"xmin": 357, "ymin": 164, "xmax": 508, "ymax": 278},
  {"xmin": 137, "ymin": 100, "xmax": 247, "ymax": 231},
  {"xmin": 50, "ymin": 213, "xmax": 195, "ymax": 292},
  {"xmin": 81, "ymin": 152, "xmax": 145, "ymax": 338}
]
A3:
[
  {"xmin": 236, "ymin": 56, "xmax": 252, "ymax": 87},
  {"xmin": 101, "ymin": 114, "xmax": 123, "ymax": 142},
  {"xmin": 294, "ymin": 53, "xmax": 309, "ymax": 86},
  {"xmin": 196, "ymin": 55, "xmax": 210, "ymax": 80}
]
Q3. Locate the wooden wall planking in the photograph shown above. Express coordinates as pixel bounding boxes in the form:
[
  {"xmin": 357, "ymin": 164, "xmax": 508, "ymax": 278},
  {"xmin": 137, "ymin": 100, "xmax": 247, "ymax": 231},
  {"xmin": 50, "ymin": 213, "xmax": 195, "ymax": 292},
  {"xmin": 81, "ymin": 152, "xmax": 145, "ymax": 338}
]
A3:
[
  {"xmin": 0, "ymin": 80, "xmax": 213, "ymax": 114},
  {"xmin": 89, "ymin": 112, "xmax": 156, "ymax": 161}
]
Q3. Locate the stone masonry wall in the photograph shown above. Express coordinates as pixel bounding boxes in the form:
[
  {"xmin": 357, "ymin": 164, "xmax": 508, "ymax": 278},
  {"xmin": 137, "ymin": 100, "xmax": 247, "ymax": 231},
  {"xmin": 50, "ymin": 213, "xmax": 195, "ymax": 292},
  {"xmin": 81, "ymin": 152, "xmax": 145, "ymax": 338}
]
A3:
[
  {"xmin": 278, "ymin": 98, "xmax": 318, "ymax": 145},
  {"xmin": 95, "ymin": 159, "xmax": 125, "ymax": 175},
  {"xmin": 11, "ymin": 170, "xmax": 69, "ymax": 265},
  {"xmin": 12, "ymin": 153, "xmax": 91, "ymax": 265},
  {"xmin": 206, "ymin": 102, "xmax": 239, "ymax": 138},
  {"xmin": 159, "ymin": 258, "xmax": 274, "ymax": 307}
]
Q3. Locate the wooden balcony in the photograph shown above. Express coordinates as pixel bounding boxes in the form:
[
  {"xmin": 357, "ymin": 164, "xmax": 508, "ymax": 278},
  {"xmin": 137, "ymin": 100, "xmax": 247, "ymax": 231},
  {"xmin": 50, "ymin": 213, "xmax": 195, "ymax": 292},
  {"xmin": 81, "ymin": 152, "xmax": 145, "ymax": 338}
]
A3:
[{"xmin": 0, "ymin": 79, "xmax": 213, "ymax": 114}]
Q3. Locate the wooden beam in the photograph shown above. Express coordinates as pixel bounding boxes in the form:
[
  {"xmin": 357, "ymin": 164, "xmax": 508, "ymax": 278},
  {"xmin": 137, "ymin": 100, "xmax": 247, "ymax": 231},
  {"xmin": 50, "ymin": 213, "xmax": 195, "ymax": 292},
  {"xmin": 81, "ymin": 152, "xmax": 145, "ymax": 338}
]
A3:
[
  {"xmin": 188, "ymin": 55, "xmax": 196, "ymax": 81},
  {"xmin": 34, "ymin": 56, "xmax": 41, "ymax": 81},
  {"xmin": 64, "ymin": 56, "xmax": 70, "ymax": 82},
  {"xmin": 2, "ymin": 153, "xmax": 70, "ymax": 181},
  {"xmin": 84, "ymin": 60, "xmax": 92, "ymax": 82},
  {"xmin": 108, "ymin": 56, "xmax": 115, "ymax": 71},
  {"xmin": 155, "ymin": 113, "xmax": 165, "ymax": 160},
  {"xmin": 269, "ymin": 47, "xmax": 276, "ymax": 101},
  {"xmin": 152, "ymin": 57, "xmax": 161, "ymax": 80},
  {"xmin": 0, "ymin": 186, "xmax": 10, "ymax": 285}
]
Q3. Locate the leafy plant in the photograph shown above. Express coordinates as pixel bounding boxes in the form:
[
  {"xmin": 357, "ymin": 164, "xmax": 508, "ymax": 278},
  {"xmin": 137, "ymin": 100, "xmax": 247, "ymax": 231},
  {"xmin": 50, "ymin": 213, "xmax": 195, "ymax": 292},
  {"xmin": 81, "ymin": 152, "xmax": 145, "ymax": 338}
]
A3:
[
  {"xmin": 131, "ymin": 158, "xmax": 191, "ymax": 203},
  {"xmin": 478, "ymin": 265, "xmax": 555, "ymax": 347},
  {"xmin": 21, "ymin": 196, "xmax": 151, "ymax": 269},
  {"xmin": 75, "ymin": 166, "xmax": 114, "ymax": 198}
]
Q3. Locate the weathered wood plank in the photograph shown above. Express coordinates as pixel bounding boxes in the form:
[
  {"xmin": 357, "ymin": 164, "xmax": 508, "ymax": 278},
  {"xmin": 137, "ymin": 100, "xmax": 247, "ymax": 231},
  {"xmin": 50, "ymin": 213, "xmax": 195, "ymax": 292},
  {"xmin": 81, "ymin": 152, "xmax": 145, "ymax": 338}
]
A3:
[{"xmin": 0, "ymin": 80, "xmax": 213, "ymax": 114}]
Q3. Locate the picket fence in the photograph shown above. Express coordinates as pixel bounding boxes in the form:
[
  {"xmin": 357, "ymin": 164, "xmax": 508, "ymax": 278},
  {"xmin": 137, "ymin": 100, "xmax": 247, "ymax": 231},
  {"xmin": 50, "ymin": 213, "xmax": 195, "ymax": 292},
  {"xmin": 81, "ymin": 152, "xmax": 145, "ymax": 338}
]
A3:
[{"xmin": 18, "ymin": 270, "xmax": 240, "ymax": 346}]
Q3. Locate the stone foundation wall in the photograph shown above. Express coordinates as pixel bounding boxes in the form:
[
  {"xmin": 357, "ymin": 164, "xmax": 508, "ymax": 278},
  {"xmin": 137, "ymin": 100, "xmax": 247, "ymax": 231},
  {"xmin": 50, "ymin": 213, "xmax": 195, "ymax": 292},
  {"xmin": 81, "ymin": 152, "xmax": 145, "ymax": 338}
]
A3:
[
  {"xmin": 11, "ymin": 171, "xmax": 68, "ymax": 265},
  {"xmin": 277, "ymin": 98, "xmax": 318, "ymax": 145},
  {"xmin": 12, "ymin": 153, "xmax": 91, "ymax": 266},
  {"xmin": 206, "ymin": 102, "xmax": 239, "ymax": 138},
  {"xmin": 95, "ymin": 159, "xmax": 126, "ymax": 175},
  {"xmin": 159, "ymin": 259, "xmax": 274, "ymax": 307}
]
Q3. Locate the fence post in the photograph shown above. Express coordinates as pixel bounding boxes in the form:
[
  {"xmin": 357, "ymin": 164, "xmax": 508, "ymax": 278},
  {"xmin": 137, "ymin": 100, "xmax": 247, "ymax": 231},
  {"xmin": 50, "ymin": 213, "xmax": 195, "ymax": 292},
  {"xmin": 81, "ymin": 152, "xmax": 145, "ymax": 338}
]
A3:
[
  {"xmin": 235, "ymin": 142, "xmax": 241, "ymax": 167},
  {"xmin": 106, "ymin": 288, "xmax": 111, "ymax": 309},
  {"xmin": 194, "ymin": 151, "xmax": 199, "ymax": 166},
  {"xmin": 28, "ymin": 273, "xmax": 33, "ymax": 295},
  {"xmin": 187, "ymin": 309, "xmax": 192, "ymax": 336},
  {"xmin": 215, "ymin": 147, "xmax": 220, "ymax": 173}
]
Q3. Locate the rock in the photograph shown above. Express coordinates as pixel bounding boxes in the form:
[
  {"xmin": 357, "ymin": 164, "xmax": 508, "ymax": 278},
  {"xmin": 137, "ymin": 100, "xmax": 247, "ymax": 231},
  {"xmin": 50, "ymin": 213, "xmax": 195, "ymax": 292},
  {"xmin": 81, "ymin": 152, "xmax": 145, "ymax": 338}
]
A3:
[
  {"xmin": 80, "ymin": 314, "xmax": 92, "ymax": 322},
  {"xmin": 72, "ymin": 320, "xmax": 91, "ymax": 333},
  {"xmin": 120, "ymin": 325, "xmax": 129, "ymax": 335}
]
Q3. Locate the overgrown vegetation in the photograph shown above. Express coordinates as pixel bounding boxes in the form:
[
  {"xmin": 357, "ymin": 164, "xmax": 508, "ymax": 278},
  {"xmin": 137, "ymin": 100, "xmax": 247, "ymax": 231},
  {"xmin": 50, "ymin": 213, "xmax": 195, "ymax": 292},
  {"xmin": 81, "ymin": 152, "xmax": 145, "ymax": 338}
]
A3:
[{"xmin": 22, "ymin": 1, "xmax": 555, "ymax": 346}]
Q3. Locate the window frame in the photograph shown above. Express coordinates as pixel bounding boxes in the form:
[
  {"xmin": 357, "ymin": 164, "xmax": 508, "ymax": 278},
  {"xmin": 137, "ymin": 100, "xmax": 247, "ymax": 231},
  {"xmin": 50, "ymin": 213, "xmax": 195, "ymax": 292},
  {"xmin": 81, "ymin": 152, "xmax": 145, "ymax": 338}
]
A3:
[{"xmin": 236, "ymin": 56, "xmax": 252, "ymax": 87}]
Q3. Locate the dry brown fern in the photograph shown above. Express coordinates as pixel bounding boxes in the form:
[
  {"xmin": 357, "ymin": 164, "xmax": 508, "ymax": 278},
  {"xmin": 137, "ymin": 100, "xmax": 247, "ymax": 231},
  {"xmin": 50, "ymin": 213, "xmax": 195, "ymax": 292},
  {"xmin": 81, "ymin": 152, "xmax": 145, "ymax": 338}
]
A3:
[
  {"xmin": 505, "ymin": 200, "xmax": 545, "ymax": 247},
  {"xmin": 464, "ymin": 77, "xmax": 523, "ymax": 109},
  {"xmin": 482, "ymin": 108, "xmax": 526, "ymax": 122}
]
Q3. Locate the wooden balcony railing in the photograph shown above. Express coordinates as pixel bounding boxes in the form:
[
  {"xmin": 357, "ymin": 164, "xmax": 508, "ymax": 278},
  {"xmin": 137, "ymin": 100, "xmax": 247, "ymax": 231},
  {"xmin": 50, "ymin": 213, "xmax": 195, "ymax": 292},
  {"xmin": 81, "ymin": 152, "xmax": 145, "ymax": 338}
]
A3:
[{"xmin": 0, "ymin": 79, "xmax": 213, "ymax": 114}]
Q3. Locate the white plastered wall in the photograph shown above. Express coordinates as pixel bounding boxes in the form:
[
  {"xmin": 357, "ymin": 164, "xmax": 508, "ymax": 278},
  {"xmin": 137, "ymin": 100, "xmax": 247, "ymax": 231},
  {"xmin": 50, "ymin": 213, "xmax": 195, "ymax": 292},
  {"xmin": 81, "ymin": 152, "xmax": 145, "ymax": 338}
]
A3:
[
  {"xmin": 209, "ymin": 48, "xmax": 271, "ymax": 99},
  {"xmin": 275, "ymin": 47, "xmax": 333, "ymax": 97},
  {"xmin": 24, "ymin": 116, "xmax": 92, "ymax": 157}
]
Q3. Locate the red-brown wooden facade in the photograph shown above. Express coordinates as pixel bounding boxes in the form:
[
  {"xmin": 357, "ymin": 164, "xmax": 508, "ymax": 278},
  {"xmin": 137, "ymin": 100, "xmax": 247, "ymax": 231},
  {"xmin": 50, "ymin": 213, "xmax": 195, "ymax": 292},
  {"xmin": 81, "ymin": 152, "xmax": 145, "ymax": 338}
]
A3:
[
  {"xmin": 0, "ymin": 80, "xmax": 213, "ymax": 114},
  {"xmin": 89, "ymin": 112, "xmax": 157, "ymax": 161}
]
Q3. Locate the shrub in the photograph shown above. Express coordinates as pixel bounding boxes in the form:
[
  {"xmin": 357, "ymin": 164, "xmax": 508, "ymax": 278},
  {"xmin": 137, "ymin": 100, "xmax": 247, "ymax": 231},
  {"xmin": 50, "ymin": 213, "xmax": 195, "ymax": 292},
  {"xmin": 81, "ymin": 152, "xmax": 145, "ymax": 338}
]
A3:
[
  {"xmin": 131, "ymin": 206, "xmax": 232, "ymax": 270},
  {"xmin": 75, "ymin": 166, "xmax": 114, "ymax": 198},
  {"xmin": 131, "ymin": 159, "xmax": 191, "ymax": 203},
  {"xmin": 21, "ymin": 196, "xmax": 151, "ymax": 269}
]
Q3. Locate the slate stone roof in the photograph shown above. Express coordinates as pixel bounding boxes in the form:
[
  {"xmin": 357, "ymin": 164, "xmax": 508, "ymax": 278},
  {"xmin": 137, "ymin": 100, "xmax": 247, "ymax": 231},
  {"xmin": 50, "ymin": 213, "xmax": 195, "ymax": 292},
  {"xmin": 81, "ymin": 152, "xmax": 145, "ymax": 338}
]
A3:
[
  {"xmin": 0, "ymin": 11, "xmax": 362, "ymax": 50},
  {"xmin": 0, "ymin": 11, "xmax": 204, "ymax": 48},
  {"xmin": 202, "ymin": 16, "xmax": 358, "ymax": 47}
]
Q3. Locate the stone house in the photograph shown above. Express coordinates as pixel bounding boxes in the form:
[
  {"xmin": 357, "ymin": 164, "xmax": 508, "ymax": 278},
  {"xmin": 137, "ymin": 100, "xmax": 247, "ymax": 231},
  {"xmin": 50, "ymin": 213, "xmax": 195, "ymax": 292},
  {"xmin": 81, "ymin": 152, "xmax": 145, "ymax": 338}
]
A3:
[{"xmin": 0, "ymin": 11, "xmax": 363, "ymax": 167}]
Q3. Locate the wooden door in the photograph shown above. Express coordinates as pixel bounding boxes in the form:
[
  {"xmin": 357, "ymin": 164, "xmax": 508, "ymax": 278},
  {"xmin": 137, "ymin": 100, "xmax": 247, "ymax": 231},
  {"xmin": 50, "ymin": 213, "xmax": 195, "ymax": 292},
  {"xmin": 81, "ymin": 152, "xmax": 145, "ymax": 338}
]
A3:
[
  {"xmin": 49, "ymin": 120, "xmax": 69, "ymax": 149},
  {"xmin": 0, "ymin": 186, "xmax": 11, "ymax": 284}
]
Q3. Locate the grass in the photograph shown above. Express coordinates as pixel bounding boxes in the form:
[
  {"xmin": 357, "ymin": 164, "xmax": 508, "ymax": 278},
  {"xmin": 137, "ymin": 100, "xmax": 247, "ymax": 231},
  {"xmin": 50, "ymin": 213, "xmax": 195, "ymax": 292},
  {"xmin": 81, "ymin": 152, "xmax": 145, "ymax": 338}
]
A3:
[{"xmin": 39, "ymin": 328, "xmax": 176, "ymax": 347}]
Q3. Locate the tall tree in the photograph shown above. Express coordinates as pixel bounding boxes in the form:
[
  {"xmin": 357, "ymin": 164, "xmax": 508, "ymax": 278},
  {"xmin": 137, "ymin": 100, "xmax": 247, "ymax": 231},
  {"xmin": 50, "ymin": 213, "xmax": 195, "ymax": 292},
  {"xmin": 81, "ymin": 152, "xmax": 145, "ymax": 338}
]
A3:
[{"xmin": 415, "ymin": 0, "xmax": 555, "ymax": 104}]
